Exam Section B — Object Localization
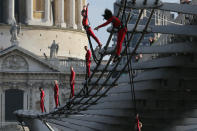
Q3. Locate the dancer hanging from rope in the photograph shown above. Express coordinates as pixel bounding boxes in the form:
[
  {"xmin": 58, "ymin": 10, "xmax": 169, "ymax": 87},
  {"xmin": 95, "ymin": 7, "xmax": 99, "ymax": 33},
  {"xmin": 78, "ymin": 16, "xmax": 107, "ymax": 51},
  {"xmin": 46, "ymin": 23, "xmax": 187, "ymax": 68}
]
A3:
[
  {"xmin": 54, "ymin": 80, "xmax": 59, "ymax": 108},
  {"xmin": 94, "ymin": 9, "xmax": 127, "ymax": 62},
  {"xmin": 81, "ymin": 3, "xmax": 102, "ymax": 48},
  {"xmin": 39, "ymin": 87, "xmax": 45, "ymax": 113},
  {"xmin": 135, "ymin": 114, "xmax": 142, "ymax": 131},
  {"xmin": 70, "ymin": 66, "xmax": 75, "ymax": 98}
]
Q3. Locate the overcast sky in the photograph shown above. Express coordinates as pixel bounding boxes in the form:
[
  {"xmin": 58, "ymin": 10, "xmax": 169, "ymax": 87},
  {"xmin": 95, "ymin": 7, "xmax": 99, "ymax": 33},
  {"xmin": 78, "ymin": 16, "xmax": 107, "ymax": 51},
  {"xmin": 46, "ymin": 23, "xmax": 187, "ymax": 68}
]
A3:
[{"xmin": 86, "ymin": 0, "xmax": 180, "ymax": 48}]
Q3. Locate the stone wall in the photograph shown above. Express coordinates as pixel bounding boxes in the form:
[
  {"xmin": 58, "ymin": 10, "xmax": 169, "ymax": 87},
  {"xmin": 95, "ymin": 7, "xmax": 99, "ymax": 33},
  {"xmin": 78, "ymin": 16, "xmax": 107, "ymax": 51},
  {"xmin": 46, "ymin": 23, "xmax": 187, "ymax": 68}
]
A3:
[{"xmin": 0, "ymin": 25, "xmax": 88, "ymax": 59}]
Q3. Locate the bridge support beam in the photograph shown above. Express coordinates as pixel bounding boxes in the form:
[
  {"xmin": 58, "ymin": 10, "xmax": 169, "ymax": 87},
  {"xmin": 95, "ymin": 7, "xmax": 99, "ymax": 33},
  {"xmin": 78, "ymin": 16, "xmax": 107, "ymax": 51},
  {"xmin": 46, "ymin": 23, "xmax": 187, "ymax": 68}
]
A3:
[{"xmin": 22, "ymin": 118, "xmax": 53, "ymax": 131}]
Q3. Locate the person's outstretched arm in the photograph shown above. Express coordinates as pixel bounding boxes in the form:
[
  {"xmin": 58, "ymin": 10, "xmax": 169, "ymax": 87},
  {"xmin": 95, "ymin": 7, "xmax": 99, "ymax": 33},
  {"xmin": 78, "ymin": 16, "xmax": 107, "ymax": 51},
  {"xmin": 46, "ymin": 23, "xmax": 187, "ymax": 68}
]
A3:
[{"xmin": 94, "ymin": 17, "xmax": 113, "ymax": 30}]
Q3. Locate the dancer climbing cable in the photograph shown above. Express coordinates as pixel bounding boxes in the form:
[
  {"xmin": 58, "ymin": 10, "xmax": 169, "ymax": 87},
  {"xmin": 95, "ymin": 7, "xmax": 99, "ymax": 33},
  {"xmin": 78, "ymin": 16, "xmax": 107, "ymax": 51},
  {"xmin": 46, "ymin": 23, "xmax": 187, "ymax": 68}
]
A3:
[
  {"xmin": 39, "ymin": 87, "xmax": 45, "ymax": 113},
  {"xmin": 54, "ymin": 80, "xmax": 59, "ymax": 108},
  {"xmin": 81, "ymin": 3, "xmax": 102, "ymax": 48},
  {"xmin": 94, "ymin": 9, "xmax": 127, "ymax": 62},
  {"xmin": 70, "ymin": 66, "xmax": 75, "ymax": 98}
]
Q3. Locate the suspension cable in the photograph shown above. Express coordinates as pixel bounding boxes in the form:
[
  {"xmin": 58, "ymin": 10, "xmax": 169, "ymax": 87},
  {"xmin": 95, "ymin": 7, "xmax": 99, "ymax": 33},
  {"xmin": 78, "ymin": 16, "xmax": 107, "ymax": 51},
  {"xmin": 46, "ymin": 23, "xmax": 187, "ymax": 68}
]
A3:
[
  {"xmin": 68, "ymin": 0, "xmax": 136, "ymax": 111},
  {"xmin": 43, "ymin": 0, "xmax": 127, "ymax": 117},
  {"xmin": 77, "ymin": 9, "xmax": 155, "ymax": 112},
  {"xmin": 66, "ymin": 0, "xmax": 131, "ymax": 110},
  {"xmin": 122, "ymin": 0, "xmax": 138, "ymax": 116},
  {"xmin": 86, "ymin": 33, "xmax": 99, "ymax": 64}
]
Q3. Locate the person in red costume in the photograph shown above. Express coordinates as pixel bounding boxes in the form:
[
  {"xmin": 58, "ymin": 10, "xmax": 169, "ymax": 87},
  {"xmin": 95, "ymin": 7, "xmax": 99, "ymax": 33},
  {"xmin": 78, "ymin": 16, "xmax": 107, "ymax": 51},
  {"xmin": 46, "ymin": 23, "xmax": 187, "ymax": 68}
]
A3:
[
  {"xmin": 85, "ymin": 46, "xmax": 91, "ymax": 78},
  {"xmin": 39, "ymin": 87, "xmax": 45, "ymax": 113},
  {"xmin": 181, "ymin": 0, "xmax": 191, "ymax": 4},
  {"xmin": 70, "ymin": 66, "xmax": 75, "ymax": 98},
  {"xmin": 135, "ymin": 114, "xmax": 142, "ymax": 131},
  {"xmin": 94, "ymin": 9, "xmax": 127, "ymax": 62},
  {"xmin": 54, "ymin": 80, "xmax": 59, "ymax": 108},
  {"xmin": 81, "ymin": 3, "xmax": 102, "ymax": 48}
]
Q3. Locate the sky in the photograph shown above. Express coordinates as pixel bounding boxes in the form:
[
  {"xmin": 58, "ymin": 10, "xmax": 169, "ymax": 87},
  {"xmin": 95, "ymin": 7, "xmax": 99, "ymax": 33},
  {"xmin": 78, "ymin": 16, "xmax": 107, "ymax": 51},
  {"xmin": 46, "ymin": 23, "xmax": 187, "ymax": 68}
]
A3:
[{"xmin": 86, "ymin": 0, "xmax": 180, "ymax": 48}]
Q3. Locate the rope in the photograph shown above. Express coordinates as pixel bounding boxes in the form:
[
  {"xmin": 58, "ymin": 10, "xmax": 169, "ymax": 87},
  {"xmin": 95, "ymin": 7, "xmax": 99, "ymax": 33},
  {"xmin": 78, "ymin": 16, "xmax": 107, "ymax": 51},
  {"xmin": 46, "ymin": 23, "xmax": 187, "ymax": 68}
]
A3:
[
  {"xmin": 45, "ymin": 0, "xmax": 127, "ymax": 116},
  {"xmin": 22, "ymin": 0, "xmax": 150, "ymax": 126},
  {"xmin": 70, "ymin": 0, "xmax": 131, "ymax": 110},
  {"xmin": 62, "ymin": 0, "xmax": 127, "ymax": 111},
  {"xmin": 70, "ymin": 0, "xmax": 139, "ymax": 111},
  {"xmin": 86, "ymin": 33, "xmax": 99, "ymax": 64},
  {"xmin": 122, "ymin": 3, "xmax": 138, "ymax": 116}
]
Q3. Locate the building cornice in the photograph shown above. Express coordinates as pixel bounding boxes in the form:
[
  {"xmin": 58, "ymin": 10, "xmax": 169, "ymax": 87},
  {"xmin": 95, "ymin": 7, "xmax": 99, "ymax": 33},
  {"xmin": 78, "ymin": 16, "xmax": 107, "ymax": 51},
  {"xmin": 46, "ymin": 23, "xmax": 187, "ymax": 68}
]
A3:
[{"xmin": 0, "ymin": 24, "xmax": 86, "ymax": 34}]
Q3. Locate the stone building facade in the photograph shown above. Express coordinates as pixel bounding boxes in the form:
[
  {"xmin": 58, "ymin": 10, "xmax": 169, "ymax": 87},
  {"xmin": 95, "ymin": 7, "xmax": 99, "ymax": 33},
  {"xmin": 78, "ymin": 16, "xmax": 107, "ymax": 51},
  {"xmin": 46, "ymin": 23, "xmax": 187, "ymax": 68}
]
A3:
[
  {"xmin": 0, "ymin": 0, "xmax": 88, "ymax": 59},
  {"xmin": 0, "ymin": 45, "xmax": 87, "ymax": 129},
  {"xmin": 0, "ymin": 0, "xmax": 90, "ymax": 129},
  {"xmin": 0, "ymin": 0, "xmax": 86, "ymax": 27}
]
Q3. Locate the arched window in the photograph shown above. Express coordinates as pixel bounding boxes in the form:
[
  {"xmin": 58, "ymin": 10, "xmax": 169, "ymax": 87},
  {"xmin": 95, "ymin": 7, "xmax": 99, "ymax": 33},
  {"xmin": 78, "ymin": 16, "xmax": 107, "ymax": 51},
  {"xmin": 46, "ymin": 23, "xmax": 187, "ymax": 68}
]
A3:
[{"xmin": 33, "ymin": 0, "xmax": 45, "ymax": 19}]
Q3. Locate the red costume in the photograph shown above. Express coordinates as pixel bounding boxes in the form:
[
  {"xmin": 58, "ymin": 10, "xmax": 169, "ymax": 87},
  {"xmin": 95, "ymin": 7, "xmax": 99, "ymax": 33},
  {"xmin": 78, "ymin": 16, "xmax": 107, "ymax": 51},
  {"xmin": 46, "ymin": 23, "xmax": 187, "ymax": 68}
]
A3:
[
  {"xmin": 54, "ymin": 83, "xmax": 59, "ymax": 108},
  {"xmin": 136, "ymin": 114, "xmax": 142, "ymax": 131},
  {"xmin": 40, "ymin": 89, "xmax": 45, "ymax": 113},
  {"xmin": 86, "ymin": 49, "xmax": 91, "ymax": 77},
  {"xmin": 96, "ymin": 16, "xmax": 127, "ymax": 56},
  {"xmin": 82, "ymin": 5, "xmax": 102, "ymax": 47},
  {"xmin": 70, "ymin": 69, "xmax": 75, "ymax": 98}
]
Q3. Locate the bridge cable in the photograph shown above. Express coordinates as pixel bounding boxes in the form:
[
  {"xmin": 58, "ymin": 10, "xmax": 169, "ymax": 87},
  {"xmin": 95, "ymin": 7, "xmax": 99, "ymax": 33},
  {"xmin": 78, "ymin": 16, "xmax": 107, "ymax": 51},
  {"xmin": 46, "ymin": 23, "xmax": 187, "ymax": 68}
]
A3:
[
  {"xmin": 68, "ymin": 0, "xmax": 139, "ymax": 111},
  {"xmin": 42, "ymin": 1, "xmax": 127, "ymax": 117},
  {"xmin": 39, "ymin": 0, "xmax": 132, "ymax": 119},
  {"xmin": 59, "ymin": 0, "xmax": 128, "ymax": 111},
  {"xmin": 60, "ymin": 0, "xmax": 143, "ymax": 113},
  {"xmin": 122, "ymin": 3, "xmax": 138, "ymax": 116},
  {"xmin": 70, "ymin": 0, "xmax": 134, "ymax": 110},
  {"xmin": 121, "ymin": 0, "xmax": 138, "ymax": 128},
  {"xmin": 86, "ymin": 33, "xmax": 99, "ymax": 64}
]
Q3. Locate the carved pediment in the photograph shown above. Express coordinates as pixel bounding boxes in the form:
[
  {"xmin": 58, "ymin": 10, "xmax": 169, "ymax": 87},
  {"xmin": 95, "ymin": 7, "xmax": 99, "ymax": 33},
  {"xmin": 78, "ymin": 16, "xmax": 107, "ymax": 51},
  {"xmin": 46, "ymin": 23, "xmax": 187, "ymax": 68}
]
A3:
[
  {"xmin": 2, "ymin": 55, "xmax": 28, "ymax": 71},
  {"xmin": 0, "ymin": 46, "xmax": 59, "ymax": 72}
]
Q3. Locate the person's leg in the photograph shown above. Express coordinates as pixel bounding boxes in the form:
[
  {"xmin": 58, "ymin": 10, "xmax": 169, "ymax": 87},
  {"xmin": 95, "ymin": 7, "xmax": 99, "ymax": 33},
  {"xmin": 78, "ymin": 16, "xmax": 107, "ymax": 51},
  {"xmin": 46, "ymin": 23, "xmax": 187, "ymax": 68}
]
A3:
[
  {"xmin": 40, "ymin": 100, "xmax": 44, "ymax": 112},
  {"xmin": 70, "ymin": 84, "xmax": 72, "ymax": 98},
  {"xmin": 88, "ymin": 62, "xmax": 91, "ymax": 77},
  {"xmin": 40, "ymin": 101, "xmax": 42, "ymax": 112},
  {"xmin": 72, "ymin": 84, "xmax": 75, "ymax": 97},
  {"xmin": 116, "ymin": 27, "xmax": 127, "ymax": 56},
  {"xmin": 87, "ymin": 27, "xmax": 102, "ymax": 47},
  {"xmin": 55, "ymin": 95, "xmax": 58, "ymax": 108}
]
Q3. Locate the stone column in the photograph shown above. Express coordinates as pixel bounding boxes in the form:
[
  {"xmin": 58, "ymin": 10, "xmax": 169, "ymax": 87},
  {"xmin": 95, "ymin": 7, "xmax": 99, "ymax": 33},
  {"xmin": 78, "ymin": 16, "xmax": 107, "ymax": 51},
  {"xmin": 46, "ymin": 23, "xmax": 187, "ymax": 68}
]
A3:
[
  {"xmin": 7, "ymin": 0, "xmax": 15, "ymax": 24},
  {"xmin": 45, "ymin": 0, "xmax": 51, "ymax": 25},
  {"xmin": 84, "ymin": 0, "xmax": 87, "ymax": 6},
  {"xmin": 25, "ymin": 0, "xmax": 34, "ymax": 25},
  {"xmin": 69, "ymin": 0, "xmax": 77, "ymax": 29},
  {"xmin": 23, "ymin": 91, "xmax": 28, "ymax": 110},
  {"xmin": 77, "ymin": 0, "xmax": 82, "ymax": 30},
  {"xmin": 58, "ymin": 0, "xmax": 66, "ymax": 27}
]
